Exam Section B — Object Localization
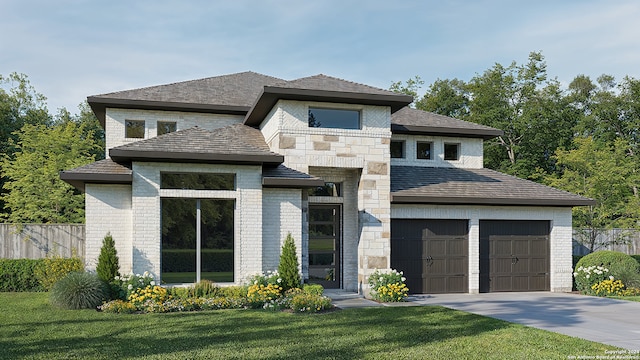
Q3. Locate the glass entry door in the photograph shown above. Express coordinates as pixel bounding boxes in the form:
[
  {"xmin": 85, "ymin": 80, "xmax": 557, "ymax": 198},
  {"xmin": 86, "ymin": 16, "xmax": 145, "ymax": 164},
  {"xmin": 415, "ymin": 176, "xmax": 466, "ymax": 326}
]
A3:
[{"xmin": 308, "ymin": 205, "xmax": 341, "ymax": 288}]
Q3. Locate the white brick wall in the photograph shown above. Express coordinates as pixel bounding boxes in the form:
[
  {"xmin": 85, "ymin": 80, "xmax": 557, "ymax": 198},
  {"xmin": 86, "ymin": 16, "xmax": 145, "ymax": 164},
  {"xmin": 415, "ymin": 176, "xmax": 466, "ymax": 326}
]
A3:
[
  {"xmin": 132, "ymin": 162, "xmax": 262, "ymax": 284},
  {"xmin": 104, "ymin": 108, "xmax": 243, "ymax": 157},
  {"xmin": 85, "ymin": 184, "xmax": 132, "ymax": 272},
  {"xmin": 390, "ymin": 134, "xmax": 484, "ymax": 169},
  {"xmin": 262, "ymin": 189, "xmax": 303, "ymax": 273},
  {"xmin": 391, "ymin": 205, "xmax": 574, "ymax": 293}
]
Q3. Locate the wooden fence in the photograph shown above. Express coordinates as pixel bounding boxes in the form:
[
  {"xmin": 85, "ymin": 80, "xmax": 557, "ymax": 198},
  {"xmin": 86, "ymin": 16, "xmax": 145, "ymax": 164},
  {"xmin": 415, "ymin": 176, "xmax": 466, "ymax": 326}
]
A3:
[
  {"xmin": 573, "ymin": 229, "xmax": 640, "ymax": 256},
  {"xmin": 0, "ymin": 224, "xmax": 85, "ymax": 259}
]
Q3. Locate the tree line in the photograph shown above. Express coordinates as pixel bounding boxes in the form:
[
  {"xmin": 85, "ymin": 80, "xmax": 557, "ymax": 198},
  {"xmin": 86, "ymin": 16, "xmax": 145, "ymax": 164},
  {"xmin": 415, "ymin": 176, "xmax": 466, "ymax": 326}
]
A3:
[{"xmin": 391, "ymin": 51, "xmax": 640, "ymax": 250}]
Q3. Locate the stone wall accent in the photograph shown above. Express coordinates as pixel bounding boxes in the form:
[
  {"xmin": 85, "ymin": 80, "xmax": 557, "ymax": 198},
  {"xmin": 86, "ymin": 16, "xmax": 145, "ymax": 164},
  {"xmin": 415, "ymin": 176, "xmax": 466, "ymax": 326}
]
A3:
[{"xmin": 391, "ymin": 205, "xmax": 574, "ymax": 293}]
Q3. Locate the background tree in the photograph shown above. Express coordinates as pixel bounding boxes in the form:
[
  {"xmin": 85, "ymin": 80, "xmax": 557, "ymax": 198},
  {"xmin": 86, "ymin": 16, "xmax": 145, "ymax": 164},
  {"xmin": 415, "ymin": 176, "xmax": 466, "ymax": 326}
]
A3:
[
  {"xmin": 416, "ymin": 78, "xmax": 469, "ymax": 119},
  {"xmin": 389, "ymin": 76, "xmax": 424, "ymax": 107},
  {"xmin": 1, "ymin": 120, "xmax": 100, "ymax": 223}
]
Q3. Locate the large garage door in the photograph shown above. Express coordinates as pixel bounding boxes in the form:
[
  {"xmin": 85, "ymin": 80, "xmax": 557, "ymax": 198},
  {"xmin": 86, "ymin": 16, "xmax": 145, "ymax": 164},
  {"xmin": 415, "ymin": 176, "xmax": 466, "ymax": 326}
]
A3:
[
  {"xmin": 480, "ymin": 220, "xmax": 550, "ymax": 292},
  {"xmin": 391, "ymin": 220, "xmax": 468, "ymax": 294}
]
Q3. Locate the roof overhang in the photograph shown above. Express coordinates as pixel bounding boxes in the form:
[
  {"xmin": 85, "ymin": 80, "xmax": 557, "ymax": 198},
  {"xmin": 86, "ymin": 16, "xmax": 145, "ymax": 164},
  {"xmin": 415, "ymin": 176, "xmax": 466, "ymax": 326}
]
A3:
[
  {"xmin": 244, "ymin": 86, "xmax": 413, "ymax": 126},
  {"xmin": 391, "ymin": 124, "xmax": 504, "ymax": 140},
  {"xmin": 88, "ymin": 97, "xmax": 249, "ymax": 128},
  {"xmin": 391, "ymin": 194, "xmax": 596, "ymax": 207},
  {"xmin": 109, "ymin": 148, "xmax": 284, "ymax": 165},
  {"xmin": 59, "ymin": 171, "xmax": 132, "ymax": 192}
]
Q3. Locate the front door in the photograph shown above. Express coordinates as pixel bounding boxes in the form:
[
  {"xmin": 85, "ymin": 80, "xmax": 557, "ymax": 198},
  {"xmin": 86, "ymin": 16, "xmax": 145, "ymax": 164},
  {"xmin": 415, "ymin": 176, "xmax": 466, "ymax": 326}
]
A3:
[{"xmin": 308, "ymin": 205, "xmax": 341, "ymax": 288}]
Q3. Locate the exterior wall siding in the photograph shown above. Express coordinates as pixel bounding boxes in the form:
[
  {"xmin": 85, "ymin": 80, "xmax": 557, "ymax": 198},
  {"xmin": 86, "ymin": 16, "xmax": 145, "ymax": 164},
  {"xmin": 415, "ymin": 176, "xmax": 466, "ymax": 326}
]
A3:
[
  {"xmin": 132, "ymin": 162, "xmax": 262, "ymax": 284},
  {"xmin": 390, "ymin": 134, "xmax": 483, "ymax": 169},
  {"xmin": 104, "ymin": 108, "xmax": 244, "ymax": 157},
  {"xmin": 85, "ymin": 184, "xmax": 133, "ymax": 272},
  {"xmin": 391, "ymin": 205, "xmax": 573, "ymax": 293},
  {"xmin": 262, "ymin": 188, "xmax": 303, "ymax": 274}
]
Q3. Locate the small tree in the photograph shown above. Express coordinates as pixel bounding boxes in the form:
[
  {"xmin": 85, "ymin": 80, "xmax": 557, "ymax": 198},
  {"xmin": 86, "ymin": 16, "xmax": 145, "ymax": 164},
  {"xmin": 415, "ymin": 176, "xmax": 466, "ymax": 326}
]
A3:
[
  {"xmin": 278, "ymin": 233, "xmax": 301, "ymax": 291},
  {"xmin": 96, "ymin": 233, "xmax": 120, "ymax": 284}
]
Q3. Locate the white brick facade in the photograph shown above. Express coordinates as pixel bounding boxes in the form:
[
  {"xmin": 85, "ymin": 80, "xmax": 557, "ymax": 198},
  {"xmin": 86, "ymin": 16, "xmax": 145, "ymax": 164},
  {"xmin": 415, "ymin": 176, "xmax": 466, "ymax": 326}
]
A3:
[
  {"xmin": 390, "ymin": 134, "xmax": 484, "ymax": 169},
  {"xmin": 262, "ymin": 188, "xmax": 303, "ymax": 273}
]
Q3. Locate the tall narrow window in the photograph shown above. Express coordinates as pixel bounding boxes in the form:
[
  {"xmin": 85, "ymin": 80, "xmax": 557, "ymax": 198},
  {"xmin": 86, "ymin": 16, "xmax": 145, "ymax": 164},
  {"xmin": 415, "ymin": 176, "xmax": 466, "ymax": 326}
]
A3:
[
  {"xmin": 125, "ymin": 120, "xmax": 145, "ymax": 138},
  {"xmin": 161, "ymin": 198, "xmax": 234, "ymax": 283},
  {"xmin": 444, "ymin": 143, "xmax": 460, "ymax": 160},
  {"xmin": 308, "ymin": 108, "xmax": 360, "ymax": 129},
  {"xmin": 390, "ymin": 140, "xmax": 405, "ymax": 159},
  {"xmin": 416, "ymin": 142, "xmax": 433, "ymax": 160},
  {"xmin": 158, "ymin": 121, "xmax": 177, "ymax": 135}
]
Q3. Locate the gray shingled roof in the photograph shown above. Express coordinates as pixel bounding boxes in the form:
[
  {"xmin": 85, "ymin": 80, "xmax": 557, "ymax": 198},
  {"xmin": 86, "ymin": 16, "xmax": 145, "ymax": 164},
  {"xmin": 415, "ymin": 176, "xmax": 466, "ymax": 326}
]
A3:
[
  {"xmin": 276, "ymin": 74, "xmax": 401, "ymax": 96},
  {"xmin": 391, "ymin": 166, "xmax": 594, "ymax": 206},
  {"xmin": 109, "ymin": 124, "xmax": 284, "ymax": 164},
  {"xmin": 391, "ymin": 107, "xmax": 503, "ymax": 139},
  {"xmin": 262, "ymin": 165, "xmax": 324, "ymax": 188},
  {"xmin": 59, "ymin": 159, "xmax": 133, "ymax": 192}
]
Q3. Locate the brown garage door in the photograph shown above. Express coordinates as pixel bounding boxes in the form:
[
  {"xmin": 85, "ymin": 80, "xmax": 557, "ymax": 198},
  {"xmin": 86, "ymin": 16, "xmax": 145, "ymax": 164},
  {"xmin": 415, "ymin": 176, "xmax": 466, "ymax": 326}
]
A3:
[
  {"xmin": 480, "ymin": 220, "xmax": 550, "ymax": 292},
  {"xmin": 391, "ymin": 220, "xmax": 468, "ymax": 294}
]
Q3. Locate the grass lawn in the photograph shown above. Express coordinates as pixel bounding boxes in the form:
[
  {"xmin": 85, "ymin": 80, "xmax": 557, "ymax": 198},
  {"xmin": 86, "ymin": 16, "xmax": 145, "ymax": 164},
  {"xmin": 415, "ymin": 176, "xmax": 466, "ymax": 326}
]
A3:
[
  {"xmin": 0, "ymin": 292, "xmax": 618, "ymax": 360},
  {"xmin": 611, "ymin": 295, "xmax": 640, "ymax": 302}
]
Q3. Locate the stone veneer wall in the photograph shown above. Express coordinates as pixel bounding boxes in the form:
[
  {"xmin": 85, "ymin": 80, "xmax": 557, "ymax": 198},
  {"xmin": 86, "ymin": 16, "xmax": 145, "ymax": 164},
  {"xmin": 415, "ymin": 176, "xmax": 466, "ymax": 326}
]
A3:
[
  {"xmin": 390, "ymin": 134, "xmax": 484, "ymax": 169},
  {"xmin": 84, "ymin": 184, "xmax": 133, "ymax": 272},
  {"xmin": 262, "ymin": 188, "xmax": 303, "ymax": 274},
  {"xmin": 261, "ymin": 100, "xmax": 392, "ymax": 293},
  {"xmin": 391, "ymin": 205, "xmax": 574, "ymax": 293},
  {"xmin": 104, "ymin": 108, "xmax": 243, "ymax": 158},
  {"xmin": 131, "ymin": 162, "xmax": 263, "ymax": 284}
]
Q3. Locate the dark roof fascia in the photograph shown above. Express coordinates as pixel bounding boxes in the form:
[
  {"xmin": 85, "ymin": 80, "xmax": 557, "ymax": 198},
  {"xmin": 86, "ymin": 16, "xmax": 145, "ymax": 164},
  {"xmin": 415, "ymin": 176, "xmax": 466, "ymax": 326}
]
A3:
[
  {"xmin": 391, "ymin": 194, "xmax": 596, "ymax": 207},
  {"xmin": 391, "ymin": 124, "xmax": 504, "ymax": 140},
  {"xmin": 59, "ymin": 171, "xmax": 133, "ymax": 192},
  {"xmin": 88, "ymin": 97, "xmax": 250, "ymax": 128},
  {"xmin": 244, "ymin": 86, "xmax": 413, "ymax": 126},
  {"xmin": 262, "ymin": 177, "xmax": 325, "ymax": 188},
  {"xmin": 109, "ymin": 149, "xmax": 284, "ymax": 165}
]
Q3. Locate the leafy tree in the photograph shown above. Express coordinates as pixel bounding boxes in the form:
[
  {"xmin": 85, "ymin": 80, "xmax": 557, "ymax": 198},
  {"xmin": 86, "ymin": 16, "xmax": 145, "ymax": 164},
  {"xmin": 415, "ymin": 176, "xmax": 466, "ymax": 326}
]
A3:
[
  {"xmin": 96, "ymin": 233, "xmax": 120, "ymax": 284},
  {"xmin": 278, "ymin": 233, "xmax": 301, "ymax": 291},
  {"xmin": 546, "ymin": 137, "xmax": 640, "ymax": 251},
  {"xmin": 389, "ymin": 76, "xmax": 424, "ymax": 107},
  {"xmin": 1, "ymin": 120, "xmax": 100, "ymax": 223},
  {"xmin": 416, "ymin": 78, "xmax": 470, "ymax": 119}
]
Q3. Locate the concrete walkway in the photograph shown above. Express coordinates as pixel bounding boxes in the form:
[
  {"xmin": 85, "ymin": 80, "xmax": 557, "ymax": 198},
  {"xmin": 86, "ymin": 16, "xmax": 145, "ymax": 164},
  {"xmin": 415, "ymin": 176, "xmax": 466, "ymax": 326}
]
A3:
[{"xmin": 325, "ymin": 290, "xmax": 640, "ymax": 351}]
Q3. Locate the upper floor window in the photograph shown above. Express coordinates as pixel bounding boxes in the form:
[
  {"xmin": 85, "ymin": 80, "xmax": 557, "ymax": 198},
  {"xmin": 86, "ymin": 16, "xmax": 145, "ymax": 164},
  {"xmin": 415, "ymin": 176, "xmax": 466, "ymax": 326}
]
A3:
[
  {"xmin": 161, "ymin": 172, "xmax": 235, "ymax": 190},
  {"xmin": 308, "ymin": 108, "xmax": 360, "ymax": 130},
  {"xmin": 308, "ymin": 182, "xmax": 342, "ymax": 197},
  {"xmin": 158, "ymin": 121, "xmax": 177, "ymax": 136},
  {"xmin": 444, "ymin": 143, "xmax": 460, "ymax": 161},
  {"xmin": 125, "ymin": 120, "xmax": 145, "ymax": 138},
  {"xmin": 416, "ymin": 142, "xmax": 433, "ymax": 160},
  {"xmin": 390, "ymin": 141, "xmax": 405, "ymax": 159}
]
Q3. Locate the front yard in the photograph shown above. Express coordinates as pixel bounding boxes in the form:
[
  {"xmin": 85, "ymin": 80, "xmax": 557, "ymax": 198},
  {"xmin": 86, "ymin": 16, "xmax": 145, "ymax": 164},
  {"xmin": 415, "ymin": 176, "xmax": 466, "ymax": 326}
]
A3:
[{"xmin": 0, "ymin": 292, "xmax": 617, "ymax": 359}]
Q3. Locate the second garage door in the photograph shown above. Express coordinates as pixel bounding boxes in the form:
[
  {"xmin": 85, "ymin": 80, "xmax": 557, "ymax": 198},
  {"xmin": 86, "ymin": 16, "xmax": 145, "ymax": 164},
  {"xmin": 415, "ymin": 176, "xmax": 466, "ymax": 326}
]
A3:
[
  {"xmin": 480, "ymin": 220, "xmax": 550, "ymax": 292},
  {"xmin": 391, "ymin": 219, "xmax": 468, "ymax": 294}
]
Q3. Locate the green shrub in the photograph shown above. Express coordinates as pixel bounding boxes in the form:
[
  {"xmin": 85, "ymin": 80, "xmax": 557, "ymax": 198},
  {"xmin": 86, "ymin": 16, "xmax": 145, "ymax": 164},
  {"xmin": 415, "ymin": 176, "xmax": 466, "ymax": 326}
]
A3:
[
  {"xmin": 303, "ymin": 284, "xmax": 324, "ymax": 296},
  {"xmin": 96, "ymin": 233, "xmax": 120, "ymax": 284},
  {"xmin": 574, "ymin": 251, "xmax": 640, "ymax": 295},
  {"xmin": 50, "ymin": 272, "xmax": 109, "ymax": 309},
  {"xmin": 368, "ymin": 269, "xmax": 409, "ymax": 302},
  {"xmin": 0, "ymin": 259, "xmax": 44, "ymax": 292},
  {"xmin": 35, "ymin": 255, "xmax": 83, "ymax": 291},
  {"xmin": 98, "ymin": 299, "xmax": 137, "ymax": 314},
  {"xmin": 114, "ymin": 272, "xmax": 155, "ymax": 300},
  {"xmin": 289, "ymin": 292, "xmax": 333, "ymax": 313},
  {"xmin": 216, "ymin": 285, "xmax": 248, "ymax": 298},
  {"xmin": 278, "ymin": 233, "xmax": 301, "ymax": 292},
  {"xmin": 631, "ymin": 255, "xmax": 640, "ymax": 267},
  {"xmin": 192, "ymin": 280, "xmax": 220, "ymax": 298}
]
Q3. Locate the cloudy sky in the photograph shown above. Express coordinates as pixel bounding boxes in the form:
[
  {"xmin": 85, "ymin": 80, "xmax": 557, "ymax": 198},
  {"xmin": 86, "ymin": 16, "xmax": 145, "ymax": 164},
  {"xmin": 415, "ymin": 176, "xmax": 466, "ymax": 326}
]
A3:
[{"xmin": 2, "ymin": 0, "xmax": 640, "ymax": 114}]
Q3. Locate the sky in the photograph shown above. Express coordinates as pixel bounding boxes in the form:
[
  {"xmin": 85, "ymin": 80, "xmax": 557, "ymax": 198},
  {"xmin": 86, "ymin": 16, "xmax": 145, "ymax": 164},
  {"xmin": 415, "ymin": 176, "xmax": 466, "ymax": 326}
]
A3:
[{"xmin": 2, "ymin": 0, "xmax": 640, "ymax": 114}]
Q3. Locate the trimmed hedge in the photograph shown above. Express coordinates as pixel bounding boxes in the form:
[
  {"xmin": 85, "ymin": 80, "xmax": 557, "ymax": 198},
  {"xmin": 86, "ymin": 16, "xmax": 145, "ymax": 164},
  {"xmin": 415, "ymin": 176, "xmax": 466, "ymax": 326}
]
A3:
[
  {"xmin": 162, "ymin": 249, "xmax": 232, "ymax": 272},
  {"xmin": 0, "ymin": 259, "xmax": 44, "ymax": 292},
  {"xmin": 632, "ymin": 255, "xmax": 640, "ymax": 267}
]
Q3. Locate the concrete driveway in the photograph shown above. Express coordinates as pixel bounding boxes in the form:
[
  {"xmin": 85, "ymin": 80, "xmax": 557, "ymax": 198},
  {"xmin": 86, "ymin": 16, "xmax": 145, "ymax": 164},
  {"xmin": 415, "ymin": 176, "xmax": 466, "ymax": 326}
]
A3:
[{"xmin": 407, "ymin": 292, "xmax": 640, "ymax": 351}]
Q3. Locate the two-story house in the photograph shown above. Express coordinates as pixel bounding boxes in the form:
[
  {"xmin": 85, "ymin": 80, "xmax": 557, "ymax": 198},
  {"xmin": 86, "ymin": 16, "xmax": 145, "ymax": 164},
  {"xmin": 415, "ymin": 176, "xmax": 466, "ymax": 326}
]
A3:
[{"xmin": 61, "ymin": 72, "xmax": 593, "ymax": 294}]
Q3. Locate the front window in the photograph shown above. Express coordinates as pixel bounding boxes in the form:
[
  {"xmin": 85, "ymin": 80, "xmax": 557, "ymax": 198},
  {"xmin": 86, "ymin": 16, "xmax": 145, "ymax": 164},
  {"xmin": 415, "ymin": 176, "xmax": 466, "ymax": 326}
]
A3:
[
  {"xmin": 125, "ymin": 120, "xmax": 145, "ymax": 138},
  {"xmin": 444, "ymin": 143, "xmax": 460, "ymax": 160},
  {"xmin": 416, "ymin": 142, "xmax": 433, "ymax": 160},
  {"xmin": 158, "ymin": 121, "xmax": 177, "ymax": 135},
  {"xmin": 161, "ymin": 198, "xmax": 234, "ymax": 283},
  {"xmin": 161, "ymin": 172, "xmax": 235, "ymax": 190},
  {"xmin": 391, "ymin": 141, "xmax": 405, "ymax": 159},
  {"xmin": 308, "ymin": 108, "xmax": 360, "ymax": 129}
]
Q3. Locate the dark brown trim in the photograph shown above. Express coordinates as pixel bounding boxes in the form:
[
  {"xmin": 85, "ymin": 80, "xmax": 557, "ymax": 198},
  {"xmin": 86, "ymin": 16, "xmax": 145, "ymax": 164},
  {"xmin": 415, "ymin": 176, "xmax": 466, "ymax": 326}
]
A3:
[
  {"xmin": 88, "ymin": 97, "xmax": 250, "ymax": 128},
  {"xmin": 391, "ymin": 194, "xmax": 596, "ymax": 207},
  {"xmin": 391, "ymin": 124, "xmax": 504, "ymax": 140},
  {"xmin": 59, "ymin": 171, "xmax": 133, "ymax": 192},
  {"xmin": 244, "ymin": 86, "xmax": 413, "ymax": 126},
  {"xmin": 262, "ymin": 177, "xmax": 325, "ymax": 188},
  {"xmin": 109, "ymin": 148, "xmax": 284, "ymax": 165}
]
